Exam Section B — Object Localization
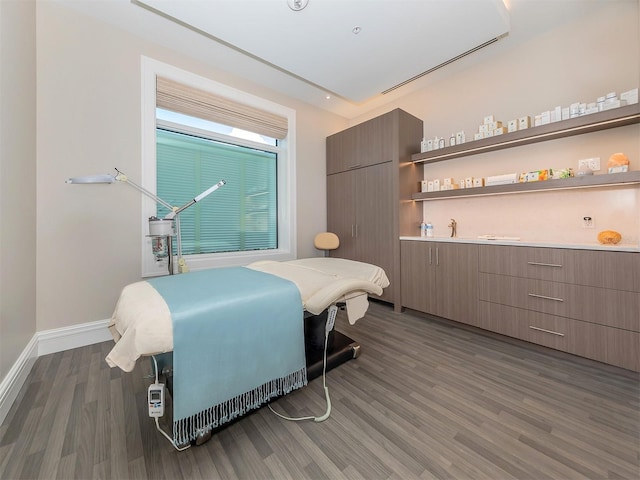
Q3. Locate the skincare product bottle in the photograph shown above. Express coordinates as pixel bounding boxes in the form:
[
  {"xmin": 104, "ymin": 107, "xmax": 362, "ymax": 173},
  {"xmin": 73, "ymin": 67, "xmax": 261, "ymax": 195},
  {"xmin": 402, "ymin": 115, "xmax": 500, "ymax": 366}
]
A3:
[
  {"xmin": 420, "ymin": 222, "xmax": 427, "ymax": 237},
  {"xmin": 438, "ymin": 138, "xmax": 445, "ymax": 149},
  {"xmin": 426, "ymin": 222, "xmax": 434, "ymax": 238},
  {"xmin": 420, "ymin": 138, "xmax": 428, "ymax": 153},
  {"xmin": 449, "ymin": 134, "xmax": 456, "ymax": 147}
]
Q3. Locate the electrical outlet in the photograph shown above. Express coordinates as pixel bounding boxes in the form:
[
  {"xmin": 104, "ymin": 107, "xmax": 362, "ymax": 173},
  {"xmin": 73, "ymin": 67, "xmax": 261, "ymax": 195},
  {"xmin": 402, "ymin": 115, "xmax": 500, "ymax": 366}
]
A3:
[
  {"xmin": 578, "ymin": 157, "xmax": 601, "ymax": 171},
  {"xmin": 582, "ymin": 216, "xmax": 594, "ymax": 228}
]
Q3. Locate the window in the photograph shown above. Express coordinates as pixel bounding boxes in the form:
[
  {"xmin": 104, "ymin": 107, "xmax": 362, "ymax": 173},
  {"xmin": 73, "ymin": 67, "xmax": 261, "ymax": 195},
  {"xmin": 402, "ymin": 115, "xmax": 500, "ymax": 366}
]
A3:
[
  {"xmin": 155, "ymin": 126, "xmax": 278, "ymax": 255},
  {"xmin": 141, "ymin": 57, "xmax": 296, "ymax": 277}
]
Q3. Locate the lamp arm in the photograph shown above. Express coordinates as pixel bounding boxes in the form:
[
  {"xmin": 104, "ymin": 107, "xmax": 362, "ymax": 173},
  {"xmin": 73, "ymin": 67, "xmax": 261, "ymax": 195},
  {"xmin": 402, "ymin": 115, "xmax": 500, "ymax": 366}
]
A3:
[
  {"xmin": 114, "ymin": 169, "xmax": 175, "ymax": 212},
  {"xmin": 173, "ymin": 180, "xmax": 226, "ymax": 216}
]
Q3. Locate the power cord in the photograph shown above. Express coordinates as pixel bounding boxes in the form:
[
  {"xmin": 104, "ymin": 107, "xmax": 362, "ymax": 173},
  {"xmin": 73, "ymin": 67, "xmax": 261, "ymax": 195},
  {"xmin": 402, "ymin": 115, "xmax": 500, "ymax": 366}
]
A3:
[
  {"xmin": 150, "ymin": 355, "xmax": 191, "ymax": 451},
  {"xmin": 268, "ymin": 305, "xmax": 337, "ymax": 423}
]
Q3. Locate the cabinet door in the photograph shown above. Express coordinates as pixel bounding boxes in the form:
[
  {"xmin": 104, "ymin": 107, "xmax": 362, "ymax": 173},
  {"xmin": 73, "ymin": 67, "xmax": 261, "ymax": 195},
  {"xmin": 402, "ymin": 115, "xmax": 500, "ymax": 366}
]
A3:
[
  {"xmin": 326, "ymin": 128, "xmax": 358, "ymax": 175},
  {"xmin": 401, "ymin": 240, "xmax": 436, "ymax": 313},
  {"xmin": 355, "ymin": 112, "xmax": 395, "ymax": 167},
  {"xmin": 435, "ymin": 243, "xmax": 479, "ymax": 324},
  {"xmin": 327, "ymin": 171, "xmax": 357, "ymax": 260},
  {"xmin": 326, "ymin": 112, "xmax": 396, "ymax": 175},
  {"xmin": 355, "ymin": 162, "xmax": 394, "ymax": 266}
]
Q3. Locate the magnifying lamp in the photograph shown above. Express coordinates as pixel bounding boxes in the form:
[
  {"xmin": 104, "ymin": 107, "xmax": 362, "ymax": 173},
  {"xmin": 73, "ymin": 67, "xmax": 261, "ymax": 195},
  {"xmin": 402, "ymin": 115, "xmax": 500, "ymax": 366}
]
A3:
[{"xmin": 66, "ymin": 168, "xmax": 225, "ymax": 274}]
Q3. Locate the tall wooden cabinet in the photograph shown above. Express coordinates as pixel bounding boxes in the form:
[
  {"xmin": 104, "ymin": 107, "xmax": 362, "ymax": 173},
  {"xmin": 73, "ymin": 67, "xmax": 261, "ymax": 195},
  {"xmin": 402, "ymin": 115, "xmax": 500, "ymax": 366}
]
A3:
[{"xmin": 326, "ymin": 109, "xmax": 423, "ymax": 307}]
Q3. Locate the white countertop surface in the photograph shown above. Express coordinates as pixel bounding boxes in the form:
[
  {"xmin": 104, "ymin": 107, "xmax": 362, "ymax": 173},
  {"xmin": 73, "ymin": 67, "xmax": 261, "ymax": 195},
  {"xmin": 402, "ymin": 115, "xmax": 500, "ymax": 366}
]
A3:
[{"xmin": 400, "ymin": 236, "xmax": 640, "ymax": 252}]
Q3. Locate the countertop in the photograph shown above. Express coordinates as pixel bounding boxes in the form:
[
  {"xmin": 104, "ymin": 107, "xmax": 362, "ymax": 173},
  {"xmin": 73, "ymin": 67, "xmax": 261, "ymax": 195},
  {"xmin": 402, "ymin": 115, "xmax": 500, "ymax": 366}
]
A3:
[{"xmin": 399, "ymin": 236, "xmax": 640, "ymax": 253}]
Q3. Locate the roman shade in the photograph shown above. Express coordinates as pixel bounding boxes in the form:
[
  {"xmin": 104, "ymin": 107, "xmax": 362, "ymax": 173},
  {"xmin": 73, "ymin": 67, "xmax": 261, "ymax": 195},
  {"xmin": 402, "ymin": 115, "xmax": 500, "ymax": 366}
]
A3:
[{"xmin": 156, "ymin": 77, "xmax": 288, "ymax": 140}]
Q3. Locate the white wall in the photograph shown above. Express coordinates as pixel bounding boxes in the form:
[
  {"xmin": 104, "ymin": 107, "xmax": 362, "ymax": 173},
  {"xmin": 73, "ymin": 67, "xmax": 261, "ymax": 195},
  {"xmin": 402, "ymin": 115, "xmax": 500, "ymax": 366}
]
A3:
[
  {"xmin": 35, "ymin": 1, "xmax": 347, "ymax": 332},
  {"xmin": 348, "ymin": 0, "xmax": 640, "ymax": 245},
  {"xmin": 0, "ymin": 1, "xmax": 37, "ymax": 383},
  {"xmin": 2, "ymin": 0, "xmax": 638, "ymax": 384}
]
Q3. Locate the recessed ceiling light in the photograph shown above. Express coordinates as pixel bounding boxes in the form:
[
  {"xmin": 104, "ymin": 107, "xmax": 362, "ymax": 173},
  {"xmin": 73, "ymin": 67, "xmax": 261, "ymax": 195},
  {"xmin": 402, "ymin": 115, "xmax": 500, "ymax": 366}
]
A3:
[
  {"xmin": 352, "ymin": 26, "xmax": 362, "ymax": 35},
  {"xmin": 325, "ymin": 95, "xmax": 331, "ymax": 100}
]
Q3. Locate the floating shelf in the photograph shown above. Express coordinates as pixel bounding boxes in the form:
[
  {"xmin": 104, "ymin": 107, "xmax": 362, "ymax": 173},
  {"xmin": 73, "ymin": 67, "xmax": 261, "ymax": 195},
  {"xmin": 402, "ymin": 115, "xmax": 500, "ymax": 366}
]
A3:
[
  {"xmin": 412, "ymin": 171, "xmax": 640, "ymax": 201},
  {"xmin": 411, "ymin": 103, "xmax": 640, "ymax": 164}
]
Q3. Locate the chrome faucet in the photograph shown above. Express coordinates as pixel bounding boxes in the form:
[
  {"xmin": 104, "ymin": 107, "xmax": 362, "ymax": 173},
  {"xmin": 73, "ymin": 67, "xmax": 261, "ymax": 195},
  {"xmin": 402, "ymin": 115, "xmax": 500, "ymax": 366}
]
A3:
[{"xmin": 448, "ymin": 218, "xmax": 457, "ymax": 237}]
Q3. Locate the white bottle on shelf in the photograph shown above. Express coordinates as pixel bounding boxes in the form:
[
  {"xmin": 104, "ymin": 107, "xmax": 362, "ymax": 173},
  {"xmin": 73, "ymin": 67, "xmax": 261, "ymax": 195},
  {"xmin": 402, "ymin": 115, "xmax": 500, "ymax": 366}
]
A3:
[{"xmin": 426, "ymin": 222, "xmax": 434, "ymax": 238}]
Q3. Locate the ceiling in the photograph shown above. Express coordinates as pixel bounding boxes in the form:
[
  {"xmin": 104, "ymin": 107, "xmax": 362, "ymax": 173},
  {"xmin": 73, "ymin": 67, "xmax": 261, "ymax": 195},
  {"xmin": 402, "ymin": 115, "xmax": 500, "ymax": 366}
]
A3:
[
  {"xmin": 52, "ymin": 0, "xmax": 614, "ymax": 118},
  {"xmin": 136, "ymin": 0, "xmax": 510, "ymax": 104}
]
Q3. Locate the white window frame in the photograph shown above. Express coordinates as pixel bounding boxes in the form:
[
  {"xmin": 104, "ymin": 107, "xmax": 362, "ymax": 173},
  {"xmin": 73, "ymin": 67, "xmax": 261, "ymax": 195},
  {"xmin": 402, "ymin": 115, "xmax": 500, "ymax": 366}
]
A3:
[{"xmin": 141, "ymin": 56, "xmax": 297, "ymax": 277}]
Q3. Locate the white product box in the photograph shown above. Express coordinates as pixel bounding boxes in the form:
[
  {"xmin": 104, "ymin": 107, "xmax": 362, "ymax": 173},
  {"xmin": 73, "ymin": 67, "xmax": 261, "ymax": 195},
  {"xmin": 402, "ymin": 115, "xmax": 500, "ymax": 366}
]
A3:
[
  {"xmin": 621, "ymin": 88, "xmax": 638, "ymax": 105},
  {"xmin": 421, "ymin": 180, "xmax": 429, "ymax": 192},
  {"xmin": 609, "ymin": 165, "xmax": 629, "ymax": 174},
  {"xmin": 540, "ymin": 111, "xmax": 551, "ymax": 125},
  {"xmin": 553, "ymin": 106, "xmax": 562, "ymax": 122},
  {"xmin": 474, "ymin": 132, "xmax": 483, "ymax": 141},
  {"xmin": 427, "ymin": 181, "xmax": 434, "ymax": 192},
  {"xmin": 443, "ymin": 177, "xmax": 454, "ymax": 186},
  {"xmin": 483, "ymin": 115, "xmax": 495, "ymax": 124},
  {"xmin": 494, "ymin": 127, "xmax": 507, "ymax": 135},
  {"xmin": 479, "ymin": 124, "xmax": 490, "ymax": 134},
  {"xmin": 456, "ymin": 132, "xmax": 464, "ymax": 144},
  {"xmin": 507, "ymin": 120, "xmax": 518, "ymax": 133},
  {"xmin": 487, "ymin": 121, "xmax": 503, "ymax": 130},
  {"xmin": 433, "ymin": 179, "xmax": 441, "ymax": 191},
  {"xmin": 426, "ymin": 139, "xmax": 433, "ymax": 151},
  {"xmin": 485, "ymin": 173, "xmax": 518, "ymax": 186},
  {"xmin": 473, "ymin": 178, "xmax": 484, "ymax": 187},
  {"xmin": 464, "ymin": 177, "xmax": 474, "ymax": 188},
  {"xmin": 518, "ymin": 116, "xmax": 531, "ymax": 129},
  {"xmin": 562, "ymin": 107, "xmax": 570, "ymax": 120},
  {"xmin": 586, "ymin": 103, "xmax": 599, "ymax": 115},
  {"xmin": 570, "ymin": 102, "xmax": 581, "ymax": 118},
  {"xmin": 534, "ymin": 115, "xmax": 542, "ymax": 127},
  {"xmin": 602, "ymin": 99, "xmax": 627, "ymax": 111}
]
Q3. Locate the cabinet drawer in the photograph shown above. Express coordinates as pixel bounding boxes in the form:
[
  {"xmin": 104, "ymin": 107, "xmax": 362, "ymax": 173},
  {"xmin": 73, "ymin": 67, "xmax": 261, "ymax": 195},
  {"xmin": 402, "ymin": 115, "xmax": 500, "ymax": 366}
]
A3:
[
  {"xmin": 479, "ymin": 245, "xmax": 640, "ymax": 292},
  {"xmin": 479, "ymin": 273, "xmax": 640, "ymax": 331},
  {"xmin": 478, "ymin": 302, "xmax": 640, "ymax": 371}
]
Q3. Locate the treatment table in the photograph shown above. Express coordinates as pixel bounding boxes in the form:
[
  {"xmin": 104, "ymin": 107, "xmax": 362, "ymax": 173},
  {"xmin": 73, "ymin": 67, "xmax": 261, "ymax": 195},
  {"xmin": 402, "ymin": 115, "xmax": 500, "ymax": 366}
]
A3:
[{"xmin": 105, "ymin": 257, "xmax": 389, "ymax": 444}]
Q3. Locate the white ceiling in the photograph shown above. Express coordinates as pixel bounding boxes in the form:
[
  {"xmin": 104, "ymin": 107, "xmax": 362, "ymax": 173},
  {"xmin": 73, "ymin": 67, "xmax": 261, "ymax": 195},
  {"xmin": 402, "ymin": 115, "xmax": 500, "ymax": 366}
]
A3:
[
  {"xmin": 136, "ymin": 0, "xmax": 510, "ymax": 103},
  {"xmin": 52, "ymin": 0, "xmax": 615, "ymax": 118}
]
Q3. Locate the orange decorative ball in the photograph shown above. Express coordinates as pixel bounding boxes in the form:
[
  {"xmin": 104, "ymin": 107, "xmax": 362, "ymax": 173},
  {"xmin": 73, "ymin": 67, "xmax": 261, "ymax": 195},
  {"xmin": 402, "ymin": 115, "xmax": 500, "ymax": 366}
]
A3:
[{"xmin": 597, "ymin": 230, "xmax": 622, "ymax": 245}]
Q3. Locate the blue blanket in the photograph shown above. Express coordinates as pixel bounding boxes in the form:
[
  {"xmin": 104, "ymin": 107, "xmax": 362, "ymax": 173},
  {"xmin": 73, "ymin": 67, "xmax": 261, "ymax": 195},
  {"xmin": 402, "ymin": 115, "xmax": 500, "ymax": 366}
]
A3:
[{"xmin": 148, "ymin": 267, "xmax": 307, "ymax": 445}]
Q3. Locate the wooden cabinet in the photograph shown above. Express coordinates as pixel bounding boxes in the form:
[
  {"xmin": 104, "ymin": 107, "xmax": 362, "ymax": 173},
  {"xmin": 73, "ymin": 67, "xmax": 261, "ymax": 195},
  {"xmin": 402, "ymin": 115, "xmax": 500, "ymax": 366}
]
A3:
[
  {"xmin": 400, "ymin": 240, "xmax": 478, "ymax": 325},
  {"xmin": 326, "ymin": 109, "xmax": 423, "ymax": 308},
  {"xmin": 477, "ymin": 244, "xmax": 640, "ymax": 371}
]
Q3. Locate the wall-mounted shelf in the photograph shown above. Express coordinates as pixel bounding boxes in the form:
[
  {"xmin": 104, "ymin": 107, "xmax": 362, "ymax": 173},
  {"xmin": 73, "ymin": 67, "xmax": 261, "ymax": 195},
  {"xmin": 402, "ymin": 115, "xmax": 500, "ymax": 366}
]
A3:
[
  {"xmin": 411, "ymin": 103, "xmax": 640, "ymax": 164},
  {"xmin": 412, "ymin": 171, "xmax": 640, "ymax": 201}
]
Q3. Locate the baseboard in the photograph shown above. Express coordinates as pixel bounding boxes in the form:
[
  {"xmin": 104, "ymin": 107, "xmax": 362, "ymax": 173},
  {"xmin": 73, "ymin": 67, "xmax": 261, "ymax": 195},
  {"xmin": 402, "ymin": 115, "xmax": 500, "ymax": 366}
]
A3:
[
  {"xmin": 37, "ymin": 319, "xmax": 112, "ymax": 356},
  {"xmin": 0, "ymin": 335, "xmax": 38, "ymax": 426},
  {"xmin": 0, "ymin": 319, "xmax": 112, "ymax": 425}
]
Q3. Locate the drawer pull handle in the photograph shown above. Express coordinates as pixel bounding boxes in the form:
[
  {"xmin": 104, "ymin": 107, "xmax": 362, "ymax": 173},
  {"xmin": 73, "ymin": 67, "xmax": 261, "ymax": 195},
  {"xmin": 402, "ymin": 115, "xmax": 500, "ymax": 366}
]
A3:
[
  {"xmin": 529, "ymin": 326, "xmax": 565, "ymax": 337},
  {"xmin": 528, "ymin": 293, "xmax": 564, "ymax": 302},
  {"xmin": 527, "ymin": 262, "xmax": 563, "ymax": 268}
]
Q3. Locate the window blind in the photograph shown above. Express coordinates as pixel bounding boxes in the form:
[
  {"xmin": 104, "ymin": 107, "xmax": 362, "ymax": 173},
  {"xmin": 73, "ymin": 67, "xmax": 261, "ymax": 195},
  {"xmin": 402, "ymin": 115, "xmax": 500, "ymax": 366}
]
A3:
[
  {"xmin": 156, "ymin": 129, "xmax": 277, "ymax": 255},
  {"xmin": 156, "ymin": 77, "xmax": 288, "ymax": 140}
]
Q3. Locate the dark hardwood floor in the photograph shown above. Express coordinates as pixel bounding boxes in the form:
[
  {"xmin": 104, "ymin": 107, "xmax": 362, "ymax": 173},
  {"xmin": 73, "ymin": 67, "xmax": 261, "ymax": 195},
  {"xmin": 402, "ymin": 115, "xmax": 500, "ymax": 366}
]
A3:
[{"xmin": 1, "ymin": 301, "xmax": 638, "ymax": 479}]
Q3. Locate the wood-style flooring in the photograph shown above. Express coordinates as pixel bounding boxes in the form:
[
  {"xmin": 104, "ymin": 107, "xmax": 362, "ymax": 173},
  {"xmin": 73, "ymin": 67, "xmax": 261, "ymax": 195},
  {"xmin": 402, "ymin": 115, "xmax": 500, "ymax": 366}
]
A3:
[{"xmin": 1, "ymin": 301, "xmax": 638, "ymax": 479}]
